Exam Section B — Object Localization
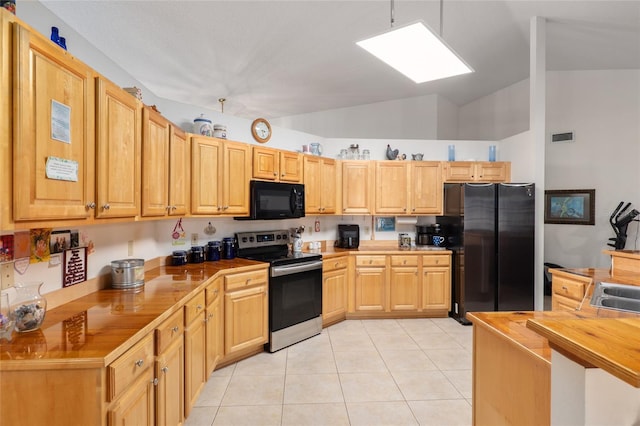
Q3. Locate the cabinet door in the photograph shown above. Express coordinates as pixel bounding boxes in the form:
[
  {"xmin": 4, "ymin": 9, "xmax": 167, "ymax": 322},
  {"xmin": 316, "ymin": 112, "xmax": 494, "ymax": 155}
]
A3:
[
  {"xmin": 222, "ymin": 141, "xmax": 251, "ymax": 215},
  {"xmin": 252, "ymin": 146, "xmax": 279, "ymax": 181},
  {"xmin": 224, "ymin": 285, "xmax": 268, "ymax": 355},
  {"xmin": 155, "ymin": 337, "xmax": 184, "ymax": 426},
  {"xmin": 141, "ymin": 106, "xmax": 169, "ymax": 217},
  {"xmin": 320, "ymin": 159, "xmax": 337, "ymax": 213},
  {"xmin": 279, "ymin": 151, "xmax": 303, "ymax": 183},
  {"xmin": 168, "ymin": 126, "xmax": 190, "ymax": 216},
  {"xmin": 108, "ymin": 367, "xmax": 155, "ymax": 426},
  {"xmin": 13, "ymin": 23, "xmax": 95, "ymax": 221},
  {"xmin": 442, "ymin": 162, "xmax": 475, "ymax": 182},
  {"xmin": 412, "ymin": 162, "xmax": 443, "ymax": 214},
  {"xmin": 184, "ymin": 312, "xmax": 206, "ymax": 417},
  {"xmin": 191, "ymin": 135, "xmax": 223, "ymax": 214},
  {"xmin": 205, "ymin": 292, "xmax": 223, "ymax": 377},
  {"xmin": 475, "ymin": 162, "xmax": 510, "ymax": 182},
  {"xmin": 390, "ymin": 267, "xmax": 419, "ymax": 311},
  {"xmin": 341, "ymin": 161, "xmax": 374, "ymax": 214},
  {"xmin": 303, "ymin": 156, "xmax": 322, "ymax": 214},
  {"xmin": 322, "ymin": 267, "xmax": 348, "ymax": 326},
  {"xmin": 422, "ymin": 267, "xmax": 451, "ymax": 311},
  {"xmin": 375, "ymin": 162, "xmax": 409, "ymax": 214},
  {"xmin": 354, "ymin": 267, "xmax": 386, "ymax": 312},
  {"xmin": 96, "ymin": 77, "xmax": 141, "ymax": 218}
]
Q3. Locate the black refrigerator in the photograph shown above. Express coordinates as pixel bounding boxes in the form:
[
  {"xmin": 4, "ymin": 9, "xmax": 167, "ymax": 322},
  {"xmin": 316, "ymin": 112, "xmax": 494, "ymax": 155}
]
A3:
[{"xmin": 438, "ymin": 183, "xmax": 535, "ymax": 324}]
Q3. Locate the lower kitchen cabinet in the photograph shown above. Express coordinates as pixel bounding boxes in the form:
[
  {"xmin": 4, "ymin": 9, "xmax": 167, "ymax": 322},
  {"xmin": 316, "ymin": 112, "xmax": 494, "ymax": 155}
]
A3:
[
  {"xmin": 389, "ymin": 255, "xmax": 420, "ymax": 311},
  {"xmin": 322, "ymin": 256, "xmax": 348, "ymax": 326},
  {"xmin": 205, "ymin": 277, "xmax": 224, "ymax": 377},
  {"xmin": 108, "ymin": 367, "xmax": 155, "ymax": 426},
  {"xmin": 224, "ymin": 270, "xmax": 269, "ymax": 357},
  {"xmin": 422, "ymin": 255, "xmax": 451, "ymax": 311},
  {"xmin": 353, "ymin": 255, "xmax": 387, "ymax": 312},
  {"xmin": 154, "ymin": 309, "xmax": 184, "ymax": 426},
  {"xmin": 184, "ymin": 292, "xmax": 206, "ymax": 417},
  {"xmin": 550, "ymin": 270, "xmax": 592, "ymax": 312}
]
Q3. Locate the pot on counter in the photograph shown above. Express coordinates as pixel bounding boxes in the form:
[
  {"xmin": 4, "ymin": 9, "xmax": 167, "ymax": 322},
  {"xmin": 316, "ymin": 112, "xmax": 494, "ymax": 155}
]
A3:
[{"xmin": 111, "ymin": 259, "xmax": 145, "ymax": 289}]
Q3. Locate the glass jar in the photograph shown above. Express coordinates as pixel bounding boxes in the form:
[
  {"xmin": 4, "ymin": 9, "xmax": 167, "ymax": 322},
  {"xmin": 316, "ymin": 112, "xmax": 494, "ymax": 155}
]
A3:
[
  {"xmin": 362, "ymin": 149, "xmax": 370, "ymax": 160},
  {"xmin": 222, "ymin": 237, "xmax": 236, "ymax": 259},
  {"xmin": 11, "ymin": 282, "xmax": 47, "ymax": 333},
  {"xmin": 0, "ymin": 292, "xmax": 14, "ymax": 341}
]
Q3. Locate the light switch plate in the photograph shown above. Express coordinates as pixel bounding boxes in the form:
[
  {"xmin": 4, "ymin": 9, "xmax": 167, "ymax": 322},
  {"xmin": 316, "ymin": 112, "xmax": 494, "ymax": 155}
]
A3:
[{"xmin": 0, "ymin": 262, "xmax": 14, "ymax": 290}]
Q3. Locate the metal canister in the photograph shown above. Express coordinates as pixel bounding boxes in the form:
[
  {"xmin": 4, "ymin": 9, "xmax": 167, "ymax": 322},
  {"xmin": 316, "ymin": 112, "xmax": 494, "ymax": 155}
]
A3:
[
  {"xmin": 111, "ymin": 259, "xmax": 145, "ymax": 289},
  {"xmin": 222, "ymin": 237, "xmax": 236, "ymax": 259},
  {"xmin": 206, "ymin": 241, "xmax": 221, "ymax": 261},
  {"xmin": 171, "ymin": 250, "xmax": 188, "ymax": 266}
]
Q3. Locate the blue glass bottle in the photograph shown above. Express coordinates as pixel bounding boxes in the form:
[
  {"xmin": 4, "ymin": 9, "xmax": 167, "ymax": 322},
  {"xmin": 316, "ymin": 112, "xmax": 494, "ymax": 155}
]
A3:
[
  {"xmin": 50, "ymin": 26, "xmax": 60, "ymax": 44},
  {"xmin": 58, "ymin": 37, "xmax": 67, "ymax": 50}
]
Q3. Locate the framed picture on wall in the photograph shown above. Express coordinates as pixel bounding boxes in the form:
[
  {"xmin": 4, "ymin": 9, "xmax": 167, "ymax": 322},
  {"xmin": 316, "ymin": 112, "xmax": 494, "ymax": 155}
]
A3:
[{"xmin": 544, "ymin": 189, "xmax": 595, "ymax": 225}]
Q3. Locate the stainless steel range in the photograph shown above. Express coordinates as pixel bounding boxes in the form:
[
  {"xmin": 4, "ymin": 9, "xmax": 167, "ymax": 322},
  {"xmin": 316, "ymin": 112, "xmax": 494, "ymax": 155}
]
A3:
[{"xmin": 235, "ymin": 230, "xmax": 323, "ymax": 352}]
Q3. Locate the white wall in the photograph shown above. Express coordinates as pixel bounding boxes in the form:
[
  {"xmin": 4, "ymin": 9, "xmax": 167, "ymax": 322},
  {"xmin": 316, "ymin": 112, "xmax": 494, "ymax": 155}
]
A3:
[{"xmin": 545, "ymin": 70, "xmax": 640, "ymax": 268}]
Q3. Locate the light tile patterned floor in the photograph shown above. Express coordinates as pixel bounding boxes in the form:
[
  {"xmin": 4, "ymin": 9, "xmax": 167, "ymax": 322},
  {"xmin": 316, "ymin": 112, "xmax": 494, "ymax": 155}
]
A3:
[{"xmin": 185, "ymin": 318, "xmax": 473, "ymax": 426}]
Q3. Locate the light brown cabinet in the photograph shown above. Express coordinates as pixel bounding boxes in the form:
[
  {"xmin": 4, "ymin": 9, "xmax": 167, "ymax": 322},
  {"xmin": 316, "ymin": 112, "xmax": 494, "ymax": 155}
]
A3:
[
  {"xmin": 374, "ymin": 161, "xmax": 443, "ymax": 215},
  {"xmin": 184, "ymin": 292, "xmax": 206, "ymax": 417},
  {"xmin": 389, "ymin": 256, "xmax": 420, "ymax": 311},
  {"xmin": 191, "ymin": 137, "xmax": 250, "ymax": 216},
  {"xmin": 411, "ymin": 162, "xmax": 443, "ymax": 214},
  {"xmin": 107, "ymin": 333, "xmax": 155, "ymax": 426},
  {"xmin": 252, "ymin": 146, "xmax": 303, "ymax": 183},
  {"xmin": 341, "ymin": 161, "xmax": 374, "ymax": 214},
  {"xmin": 224, "ymin": 269, "xmax": 269, "ymax": 356},
  {"xmin": 443, "ymin": 161, "xmax": 510, "ymax": 183},
  {"xmin": 322, "ymin": 256, "xmax": 349, "ymax": 326},
  {"xmin": 154, "ymin": 309, "xmax": 184, "ymax": 426},
  {"xmin": 422, "ymin": 255, "xmax": 451, "ymax": 311},
  {"xmin": 353, "ymin": 255, "xmax": 387, "ymax": 312},
  {"xmin": 550, "ymin": 270, "xmax": 593, "ymax": 312},
  {"xmin": 304, "ymin": 156, "xmax": 337, "ymax": 214},
  {"xmin": 96, "ymin": 76, "xmax": 142, "ymax": 218},
  {"xmin": 12, "ymin": 21, "xmax": 96, "ymax": 222},
  {"xmin": 205, "ymin": 277, "xmax": 224, "ymax": 378}
]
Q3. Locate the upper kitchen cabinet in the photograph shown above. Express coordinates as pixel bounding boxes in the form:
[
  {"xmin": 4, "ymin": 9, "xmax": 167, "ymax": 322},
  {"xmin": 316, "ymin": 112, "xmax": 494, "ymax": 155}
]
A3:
[
  {"xmin": 304, "ymin": 156, "xmax": 337, "ymax": 215},
  {"xmin": 141, "ymin": 107, "xmax": 189, "ymax": 217},
  {"xmin": 12, "ymin": 21, "xmax": 96, "ymax": 222},
  {"xmin": 341, "ymin": 161, "xmax": 374, "ymax": 215},
  {"xmin": 96, "ymin": 76, "xmax": 142, "ymax": 218},
  {"xmin": 252, "ymin": 146, "xmax": 302, "ymax": 183},
  {"xmin": 191, "ymin": 137, "xmax": 250, "ymax": 216},
  {"xmin": 0, "ymin": 10, "xmax": 16, "ymax": 229},
  {"xmin": 443, "ymin": 161, "xmax": 510, "ymax": 183},
  {"xmin": 374, "ymin": 161, "xmax": 442, "ymax": 215}
]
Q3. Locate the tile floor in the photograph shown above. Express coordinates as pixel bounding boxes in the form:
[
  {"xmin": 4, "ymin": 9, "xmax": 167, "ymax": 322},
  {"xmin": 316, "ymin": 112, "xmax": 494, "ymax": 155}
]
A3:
[{"xmin": 185, "ymin": 317, "xmax": 473, "ymax": 426}]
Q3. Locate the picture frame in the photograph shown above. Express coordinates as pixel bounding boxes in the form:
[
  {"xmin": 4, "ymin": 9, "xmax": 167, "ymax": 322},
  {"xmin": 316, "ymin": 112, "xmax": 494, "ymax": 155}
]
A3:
[
  {"xmin": 375, "ymin": 217, "xmax": 396, "ymax": 232},
  {"xmin": 63, "ymin": 247, "xmax": 87, "ymax": 287},
  {"xmin": 544, "ymin": 189, "xmax": 595, "ymax": 225}
]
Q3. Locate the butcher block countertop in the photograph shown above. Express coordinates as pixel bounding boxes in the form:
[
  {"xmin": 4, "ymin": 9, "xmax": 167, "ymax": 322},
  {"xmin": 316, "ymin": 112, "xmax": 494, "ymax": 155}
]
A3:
[
  {"xmin": 527, "ymin": 317, "xmax": 640, "ymax": 387},
  {"xmin": 318, "ymin": 241, "xmax": 452, "ymax": 259},
  {"xmin": 0, "ymin": 259, "xmax": 267, "ymax": 368}
]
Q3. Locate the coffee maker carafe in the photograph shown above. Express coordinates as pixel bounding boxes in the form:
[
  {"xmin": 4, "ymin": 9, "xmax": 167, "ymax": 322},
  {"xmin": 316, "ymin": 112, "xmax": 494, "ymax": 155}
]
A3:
[{"xmin": 336, "ymin": 224, "xmax": 359, "ymax": 249}]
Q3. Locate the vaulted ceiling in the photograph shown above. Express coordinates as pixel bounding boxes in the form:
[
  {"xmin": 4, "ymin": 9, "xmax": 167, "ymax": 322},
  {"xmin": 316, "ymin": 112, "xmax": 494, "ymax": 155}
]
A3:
[{"xmin": 40, "ymin": 1, "xmax": 640, "ymax": 120}]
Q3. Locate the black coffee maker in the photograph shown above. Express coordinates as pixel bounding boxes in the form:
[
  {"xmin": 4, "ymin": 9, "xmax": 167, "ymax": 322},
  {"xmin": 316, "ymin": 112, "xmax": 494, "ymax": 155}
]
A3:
[{"xmin": 336, "ymin": 224, "xmax": 359, "ymax": 249}]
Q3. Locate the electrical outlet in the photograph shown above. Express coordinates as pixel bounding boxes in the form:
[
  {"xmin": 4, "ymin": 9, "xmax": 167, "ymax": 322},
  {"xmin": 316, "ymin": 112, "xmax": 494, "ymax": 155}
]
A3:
[
  {"xmin": 0, "ymin": 262, "xmax": 14, "ymax": 290},
  {"xmin": 191, "ymin": 233, "xmax": 198, "ymax": 245},
  {"xmin": 127, "ymin": 240, "xmax": 134, "ymax": 256}
]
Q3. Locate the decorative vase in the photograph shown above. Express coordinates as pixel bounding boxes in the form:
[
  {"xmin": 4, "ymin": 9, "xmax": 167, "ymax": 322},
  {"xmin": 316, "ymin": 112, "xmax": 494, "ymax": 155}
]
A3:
[{"xmin": 11, "ymin": 282, "xmax": 47, "ymax": 333}]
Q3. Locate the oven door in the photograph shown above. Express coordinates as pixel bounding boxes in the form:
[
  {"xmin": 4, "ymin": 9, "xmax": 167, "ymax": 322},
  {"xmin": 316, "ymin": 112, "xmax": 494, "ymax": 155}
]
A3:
[{"xmin": 269, "ymin": 260, "xmax": 323, "ymax": 332}]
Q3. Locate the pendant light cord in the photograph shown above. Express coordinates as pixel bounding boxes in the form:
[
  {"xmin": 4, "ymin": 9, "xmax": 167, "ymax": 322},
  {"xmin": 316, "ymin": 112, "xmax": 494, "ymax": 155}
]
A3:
[{"xmin": 390, "ymin": 0, "xmax": 395, "ymax": 28}]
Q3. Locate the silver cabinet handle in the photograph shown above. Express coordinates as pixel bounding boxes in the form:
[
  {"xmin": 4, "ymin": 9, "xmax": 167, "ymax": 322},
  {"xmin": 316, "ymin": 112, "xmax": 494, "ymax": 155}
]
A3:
[
  {"xmin": 103, "ymin": 204, "xmax": 110, "ymax": 210},
  {"xmin": 172, "ymin": 326, "xmax": 179, "ymax": 333},
  {"xmin": 135, "ymin": 359, "xmax": 144, "ymax": 367},
  {"xmin": 152, "ymin": 378, "xmax": 158, "ymax": 386},
  {"xmin": 161, "ymin": 366, "xmax": 169, "ymax": 374},
  {"xmin": 86, "ymin": 202, "xmax": 96, "ymax": 209}
]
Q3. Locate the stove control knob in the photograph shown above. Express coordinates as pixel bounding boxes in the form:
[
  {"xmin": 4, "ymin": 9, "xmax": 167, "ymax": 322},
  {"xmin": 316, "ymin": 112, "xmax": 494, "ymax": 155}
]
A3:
[
  {"xmin": 249, "ymin": 237, "xmax": 254, "ymax": 242},
  {"xmin": 276, "ymin": 235, "xmax": 281, "ymax": 240},
  {"xmin": 242, "ymin": 237, "xmax": 248, "ymax": 243}
]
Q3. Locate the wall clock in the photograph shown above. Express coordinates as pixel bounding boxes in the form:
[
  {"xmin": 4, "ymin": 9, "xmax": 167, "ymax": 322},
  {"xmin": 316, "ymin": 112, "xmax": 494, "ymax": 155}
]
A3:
[{"xmin": 251, "ymin": 118, "xmax": 272, "ymax": 143}]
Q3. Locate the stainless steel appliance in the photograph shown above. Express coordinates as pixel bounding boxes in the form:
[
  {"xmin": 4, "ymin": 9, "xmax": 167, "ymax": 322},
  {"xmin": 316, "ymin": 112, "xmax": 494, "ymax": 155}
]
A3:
[
  {"xmin": 439, "ymin": 183, "xmax": 535, "ymax": 324},
  {"xmin": 235, "ymin": 230, "xmax": 322, "ymax": 352},
  {"xmin": 236, "ymin": 180, "xmax": 305, "ymax": 220},
  {"xmin": 335, "ymin": 224, "xmax": 359, "ymax": 249}
]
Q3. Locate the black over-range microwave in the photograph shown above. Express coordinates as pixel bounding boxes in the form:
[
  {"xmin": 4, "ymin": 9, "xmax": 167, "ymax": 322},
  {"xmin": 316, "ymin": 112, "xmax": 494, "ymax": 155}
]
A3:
[{"xmin": 237, "ymin": 180, "xmax": 305, "ymax": 220}]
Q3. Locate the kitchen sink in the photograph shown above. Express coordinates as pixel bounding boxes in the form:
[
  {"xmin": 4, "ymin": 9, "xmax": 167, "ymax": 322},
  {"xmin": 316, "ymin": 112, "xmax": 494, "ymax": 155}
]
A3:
[{"xmin": 591, "ymin": 282, "xmax": 640, "ymax": 313}]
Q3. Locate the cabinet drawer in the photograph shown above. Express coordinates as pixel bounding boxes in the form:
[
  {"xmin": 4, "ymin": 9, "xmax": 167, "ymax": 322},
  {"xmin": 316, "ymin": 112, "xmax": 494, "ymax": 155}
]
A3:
[
  {"xmin": 107, "ymin": 333, "xmax": 154, "ymax": 402},
  {"xmin": 323, "ymin": 256, "xmax": 348, "ymax": 272},
  {"xmin": 356, "ymin": 256, "xmax": 386, "ymax": 267},
  {"xmin": 552, "ymin": 276, "xmax": 586, "ymax": 301},
  {"xmin": 422, "ymin": 255, "xmax": 450, "ymax": 267},
  {"xmin": 225, "ymin": 269, "xmax": 268, "ymax": 291},
  {"xmin": 552, "ymin": 293, "xmax": 581, "ymax": 311},
  {"xmin": 155, "ymin": 309, "xmax": 184, "ymax": 355},
  {"xmin": 206, "ymin": 278, "xmax": 223, "ymax": 306},
  {"xmin": 390, "ymin": 255, "xmax": 418, "ymax": 267},
  {"xmin": 185, "ymin": 292, "xmax": 206, "ymax": 326}
]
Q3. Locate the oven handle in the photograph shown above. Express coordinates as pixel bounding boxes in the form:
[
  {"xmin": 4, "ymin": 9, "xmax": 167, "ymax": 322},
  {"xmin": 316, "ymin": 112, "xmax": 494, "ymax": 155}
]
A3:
[{"xmin": 271, "ymin": 260, "xmax": 323, "ymax": 277}]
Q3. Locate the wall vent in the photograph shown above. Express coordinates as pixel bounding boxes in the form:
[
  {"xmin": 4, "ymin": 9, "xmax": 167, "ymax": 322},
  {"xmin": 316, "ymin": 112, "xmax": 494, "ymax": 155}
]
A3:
[{"xmin": 550, "ymin": 131, "xmax": 575, "ymax": 143}]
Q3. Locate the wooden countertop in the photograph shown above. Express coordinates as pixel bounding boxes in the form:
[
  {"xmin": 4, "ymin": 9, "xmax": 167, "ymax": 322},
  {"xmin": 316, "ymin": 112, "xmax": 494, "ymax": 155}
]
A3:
[
  {"xmin": 0, "ymin": 259, "xmax": 267, "ymax": 368},
  {"xmin": 527, "ymin": 317, "xmax": 640, "ymax": 388},
  {"xmin": 318, "ymin": 242, "xmax": 451, "ymax": 258},
  {"xmin": 550, "ymin": 267, "xmax": 640, "ymax": 286}
]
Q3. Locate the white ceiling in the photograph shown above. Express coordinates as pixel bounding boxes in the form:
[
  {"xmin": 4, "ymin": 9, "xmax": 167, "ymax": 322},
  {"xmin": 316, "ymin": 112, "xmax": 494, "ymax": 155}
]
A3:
[{"xmin": 39, "ymin": 1, "xmax": 640, "ymax": 120}]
